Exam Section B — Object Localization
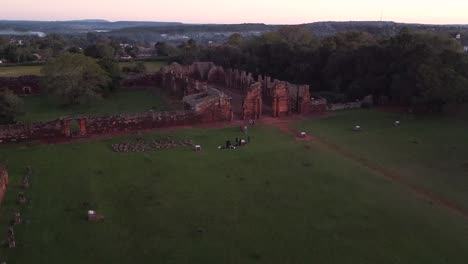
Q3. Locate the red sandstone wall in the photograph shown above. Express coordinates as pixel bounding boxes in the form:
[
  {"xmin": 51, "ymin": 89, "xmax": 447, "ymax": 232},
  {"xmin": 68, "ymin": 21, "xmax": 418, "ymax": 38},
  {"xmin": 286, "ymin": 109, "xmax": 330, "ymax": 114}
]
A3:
[
  {"xmin": 0, "ymin": 166, "xmax": 8, "ymax": 207},
  {"xmin": 271, "ymin": 82, "xmax": 290, "ymax": 117},
  {"xmin": 242, "ymin": 83, "xmax": 263, "ymax": 120},
  {"xmin": 0, "ymin": 103, "xmax": 232, "ymax": 144}
]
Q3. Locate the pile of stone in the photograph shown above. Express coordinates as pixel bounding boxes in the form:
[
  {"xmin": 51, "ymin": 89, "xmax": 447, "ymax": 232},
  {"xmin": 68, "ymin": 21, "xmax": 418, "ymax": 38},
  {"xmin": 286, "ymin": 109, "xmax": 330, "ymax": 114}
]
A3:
[
  {"xmin": 5, "ymin": 166, "xmax": 31, "ymax": 249},
  {"xmin": 112, "ymin": 137, "xmax": 194, "ymax": 153}
]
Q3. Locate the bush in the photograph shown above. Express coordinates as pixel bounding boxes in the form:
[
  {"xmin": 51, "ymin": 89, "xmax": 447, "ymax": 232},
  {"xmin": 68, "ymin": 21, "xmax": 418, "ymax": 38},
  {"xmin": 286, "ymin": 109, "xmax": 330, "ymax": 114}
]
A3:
[{"xmin": 0, "ymin": 89, "xmax": 24, "ymax": 124}]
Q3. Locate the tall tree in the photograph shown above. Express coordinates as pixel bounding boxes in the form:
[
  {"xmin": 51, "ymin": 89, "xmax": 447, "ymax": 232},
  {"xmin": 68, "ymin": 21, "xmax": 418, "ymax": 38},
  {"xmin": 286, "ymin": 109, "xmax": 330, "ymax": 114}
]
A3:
[
  {"xmin": 0, "ymin": 89, "xmax": 23, "ymax": 124},
  {"xmin": 41, "ymin": 53, "xmax": 110, "ymax": 105}
]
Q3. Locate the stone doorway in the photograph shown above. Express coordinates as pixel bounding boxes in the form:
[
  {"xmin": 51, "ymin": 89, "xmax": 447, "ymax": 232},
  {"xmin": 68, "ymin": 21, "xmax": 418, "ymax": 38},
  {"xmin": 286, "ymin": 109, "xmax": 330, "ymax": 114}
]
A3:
[{"xmin": 63, "ymin": 118, "xmax": 87, "ymax": 138}]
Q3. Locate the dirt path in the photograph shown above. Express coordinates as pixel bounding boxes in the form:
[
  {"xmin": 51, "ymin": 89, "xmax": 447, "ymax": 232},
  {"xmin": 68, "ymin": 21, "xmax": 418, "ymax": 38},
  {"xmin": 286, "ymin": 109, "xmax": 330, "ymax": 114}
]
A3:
[{"xmin": 267, "ymin": 120, "xmax": 468, "ymax": 220}]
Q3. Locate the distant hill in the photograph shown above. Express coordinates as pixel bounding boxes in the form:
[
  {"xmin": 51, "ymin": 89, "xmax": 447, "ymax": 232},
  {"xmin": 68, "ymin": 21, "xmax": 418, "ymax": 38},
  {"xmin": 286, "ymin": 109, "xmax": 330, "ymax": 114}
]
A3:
[
  {"xmin": 1, "ymin": 20, "xmax": 468, "ymax": 45},
  {"xmin": 0, "ymin": 20, "xmax": 183, "ymax": 34}
]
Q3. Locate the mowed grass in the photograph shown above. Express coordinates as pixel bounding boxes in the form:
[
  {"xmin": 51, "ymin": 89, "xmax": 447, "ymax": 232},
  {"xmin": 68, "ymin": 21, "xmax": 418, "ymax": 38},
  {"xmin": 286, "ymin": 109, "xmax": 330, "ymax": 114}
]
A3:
[
  {"xmin": 119, "ymin": 61, "xmax": 167, "ymax": 73},
  {"xmin": 296, "ymin": 110, "xmax": 468, "ymax": 211},
  {"xmin": 0, "ymin": 61, "xmax": 166, "ymax": 77},
  {"xmin": 18, "ymin": 90, "xmax": 171, "ymax": 122},
  {"xmin": 0, "ymin": 125, "xmax": 468, "ymax": 263},
  {"xmin": 0, "ymin": 66, "xmax": 43, "ymax": 77}
]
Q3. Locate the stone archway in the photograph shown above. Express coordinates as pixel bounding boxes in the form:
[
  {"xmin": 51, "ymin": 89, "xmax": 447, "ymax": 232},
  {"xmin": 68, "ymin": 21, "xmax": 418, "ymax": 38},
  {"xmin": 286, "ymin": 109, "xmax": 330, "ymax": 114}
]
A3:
[
  {"xmin": 63, "ymin": 117, "xmax": 87, "ymax": 138},
  {"xmin": 22, "ymin": 86, "xmax": 32, "ymax": 95}
]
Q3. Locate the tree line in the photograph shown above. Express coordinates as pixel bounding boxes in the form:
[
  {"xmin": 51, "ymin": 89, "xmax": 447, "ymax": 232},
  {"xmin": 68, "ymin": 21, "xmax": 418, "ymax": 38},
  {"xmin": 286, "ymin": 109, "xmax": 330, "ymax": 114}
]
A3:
[{"xmin": 165, "ymin": 27, "xmax": 468, "ymax": 113}]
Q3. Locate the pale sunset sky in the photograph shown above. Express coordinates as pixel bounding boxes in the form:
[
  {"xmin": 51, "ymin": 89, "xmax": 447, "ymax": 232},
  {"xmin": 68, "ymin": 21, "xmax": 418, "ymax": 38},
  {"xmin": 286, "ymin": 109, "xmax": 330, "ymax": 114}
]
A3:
[{"xmin": 1, "ymin": 0, "xmax": 467, "ymax": 24}]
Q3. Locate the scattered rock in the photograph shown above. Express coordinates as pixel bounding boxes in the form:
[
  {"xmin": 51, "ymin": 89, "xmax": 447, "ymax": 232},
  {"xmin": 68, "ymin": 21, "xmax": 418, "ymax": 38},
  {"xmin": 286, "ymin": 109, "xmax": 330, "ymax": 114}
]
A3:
[{"xmin": 112, "ymin": 137, "xmax": 194, "ymax": 153}]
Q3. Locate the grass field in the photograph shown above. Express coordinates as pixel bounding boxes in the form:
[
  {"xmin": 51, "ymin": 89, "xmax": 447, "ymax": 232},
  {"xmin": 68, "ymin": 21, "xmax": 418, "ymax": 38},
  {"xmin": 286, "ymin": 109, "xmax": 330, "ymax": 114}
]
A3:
[
  {"xmin": 119, "ymin": 61, "xmax": 166, "ymax": 73},
  {"xmin": 18, "ymin": 90, "xmax": 172, "ymax": 122},
  {"xmin": 1, "ymin": 111, "xmax": 468, "ymax": 263},
  {"xmin": 0, "ymin": 66, "xmax": 43, "ymax": 77},
  {"xmin": 0, "ymin": 61, "xmax": 166, "ymax": 77},
  {"xmin": 295, "ymin": 110, "xmax": 468, "ymax": 212}
]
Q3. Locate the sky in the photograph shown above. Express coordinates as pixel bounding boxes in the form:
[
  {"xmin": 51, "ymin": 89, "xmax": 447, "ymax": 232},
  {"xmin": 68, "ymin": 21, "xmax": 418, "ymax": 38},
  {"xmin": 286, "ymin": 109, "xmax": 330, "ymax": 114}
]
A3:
[{"xmin": 1, "ymin": 0, "xmax": 467, "ymax": 25}]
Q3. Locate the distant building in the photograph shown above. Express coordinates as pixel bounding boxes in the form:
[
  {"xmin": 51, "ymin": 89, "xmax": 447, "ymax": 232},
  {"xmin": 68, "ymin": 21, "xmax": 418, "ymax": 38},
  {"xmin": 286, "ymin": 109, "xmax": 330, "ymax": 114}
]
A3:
[
  {"xmin": 456, "ymin": 33, "xmax": 461, "ymax": 40},
  {"xmin": 464, "ymin": 46, "xmax": 468, "ymax": 53}
]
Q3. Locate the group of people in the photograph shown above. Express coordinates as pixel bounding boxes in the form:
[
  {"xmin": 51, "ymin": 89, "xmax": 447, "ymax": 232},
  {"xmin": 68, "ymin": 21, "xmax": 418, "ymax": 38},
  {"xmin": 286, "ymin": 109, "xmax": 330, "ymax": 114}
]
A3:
[
  {"xmin": 220, "ymin": 136, "xmax": 251, "ymax": 150},
  {"xmin": 220, "ymin": 121, "xmax": 256, "ymax": 150}
]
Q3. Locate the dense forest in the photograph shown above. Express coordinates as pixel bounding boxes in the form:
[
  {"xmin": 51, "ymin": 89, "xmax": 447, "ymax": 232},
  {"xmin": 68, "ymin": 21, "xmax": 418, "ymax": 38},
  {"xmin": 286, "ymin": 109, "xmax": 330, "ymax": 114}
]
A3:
[{"xmin": 168, "ymin": 27, "xmax": 468, "ymax": 112}]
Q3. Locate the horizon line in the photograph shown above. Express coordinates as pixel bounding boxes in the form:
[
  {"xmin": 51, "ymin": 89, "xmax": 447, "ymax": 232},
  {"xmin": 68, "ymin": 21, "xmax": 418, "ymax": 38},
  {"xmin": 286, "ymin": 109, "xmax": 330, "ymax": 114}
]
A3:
[{"xmin": 1, "ymin": 18, "xmax": 468, "ymax": 27}]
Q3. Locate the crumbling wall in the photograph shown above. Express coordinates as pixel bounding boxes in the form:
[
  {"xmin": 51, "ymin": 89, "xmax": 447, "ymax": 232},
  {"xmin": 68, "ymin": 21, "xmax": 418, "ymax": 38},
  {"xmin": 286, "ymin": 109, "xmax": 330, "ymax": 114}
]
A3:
[
  {"xmin": 242, "ymin": 82, "xmax": 262, "ymax": 120},
  {"xmin": 183, "ymin": 88, "xmax": 233, "ymax": 123},
  {"xmin": 190, "ymin": 62, "xmax": 216, "ymax": 81},
  {"xmin": 161, "ymin": 71, "xmax": 208, "ymax": 98},
  {"xmin": 0, "ymin": 75, "xmax": 41, "ymax": 96},
  {"xmin": 86, "ymin": 111, "xmax": 199, "ymax": 134},
  {"xmin": 207, "ymin": 66, "xmax": 226, "ymax": 84},
  {"xmin": 310, "ymin": 98, "xmax": 328, "ymax": 113},
  {"xmin": 287, "ymin": 83, "xmax": 311, "ymax": 115},
  {"xmin": 0, "ymin": 119, "xmax": 65, "ymax": 143},
  {"xmin": 224, "ymin": 69, "xmax": 255, "ymax": 92},
  {"xmin": 0, "ymin": 165, "xmax": 8, "ymax": 206},
  {"xmin": 271, "ymin": 82, "xmax": 290, "ymax": 117},
  {"xmin": 0, "ymin": 88, "xmax": 232, "ymax": 144},
  {"xmin": 122, "ymin": 73, "xmax": 162, "ymax": 88}
]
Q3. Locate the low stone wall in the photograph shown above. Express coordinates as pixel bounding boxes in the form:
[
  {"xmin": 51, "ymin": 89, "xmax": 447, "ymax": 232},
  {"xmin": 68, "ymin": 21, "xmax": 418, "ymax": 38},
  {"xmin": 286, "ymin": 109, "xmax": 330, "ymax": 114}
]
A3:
[
  {"xmin": 86, "ymin": 111, "xmax": 198, "ymax": 135},
  {"xmin": 121, "ymin": 73, "xmax": 162, "ymax": 88},
  {"xmin": 0, "ymin": 166, "xmax": 8, "ymax": 207},
  {"xmin": 328, "ymin": 102, "xmax": 362, "ymax": 111},
  {"xmin": 0, "ymin": 75, "xmax": 41, "ymax": 95},
  {"xmin": 0, "ymin": 92, "xmax": 232, "ymax": 144},
  {"xmin": 311, "ymin": 98, "xmax": 328, "ymax": 113}
]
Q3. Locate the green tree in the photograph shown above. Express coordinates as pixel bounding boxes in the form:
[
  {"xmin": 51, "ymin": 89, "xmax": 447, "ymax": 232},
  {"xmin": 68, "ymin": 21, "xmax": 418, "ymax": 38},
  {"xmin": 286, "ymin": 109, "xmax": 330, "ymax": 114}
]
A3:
[
  {"xmin": 84, "ymin": 43, "xmax": 116, "ymax": 59},
  {"xmin": 98, "ymin": 58, "xmax": 122, "ymax": 94},
  {"xmin": 0, "ymin": 89, "xmax": 23, "ymax": 124},
  {"xmin": 125, "ymin": 45, "xmax": 139, "ymax": 58},
  {"xmin": 41, "ymin": 53, "xmax": 110, "ymax": 105},
  {"xmin": 227, "ymin": 33, "xmax": 244, "ymax": 47}
]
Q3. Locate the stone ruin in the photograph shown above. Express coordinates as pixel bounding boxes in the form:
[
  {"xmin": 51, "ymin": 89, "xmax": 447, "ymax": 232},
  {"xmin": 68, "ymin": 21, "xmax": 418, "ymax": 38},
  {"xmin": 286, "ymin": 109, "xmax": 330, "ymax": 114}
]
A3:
[
  {"xmin": 158, "ymin": 62, "xmax": 316, "ymax": 120},
  {"xmin": 183, "ymin": 88, "xmax": 233, "ymax": 122},
  {"xmin": 0, "ymin": 165, "xmax": 8, "ymax": 206},
  {"xmin": 0, "ymin": 61, "xmax": 326, "ymax": 144}
]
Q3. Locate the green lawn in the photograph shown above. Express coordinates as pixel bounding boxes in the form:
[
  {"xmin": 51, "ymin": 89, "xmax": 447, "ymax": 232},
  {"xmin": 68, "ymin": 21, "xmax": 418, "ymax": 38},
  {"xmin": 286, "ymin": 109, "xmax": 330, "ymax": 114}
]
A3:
[
  {"xmin": 296, "ymin": 110, "xmax": 468, "ymax": 212},
  {"xmin": 1, "ymin": 122, "xmax": 468, "ymax": 263},
  {"xmin": 0, "ymin": 66, "xmax": 43, "ymax": 77},
  {"xmin": 0, "ymin": 61, "xmax": 165, "ymax": 78},
  {"xmin": 19, "ymin": 90, "xmax": 171, "ymax": 122},
  {"xmin": 119, "ymin": 61, "xmax": 166, "ymax": 73}
]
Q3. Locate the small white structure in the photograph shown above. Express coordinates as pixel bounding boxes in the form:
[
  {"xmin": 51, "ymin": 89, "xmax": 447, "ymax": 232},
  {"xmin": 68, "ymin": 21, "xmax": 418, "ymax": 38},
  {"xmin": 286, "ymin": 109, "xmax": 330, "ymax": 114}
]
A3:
[
  {"xmin": 88, "ymin": 210, "xmax": 96, "ymax": 221},
  {"xmin": 394, "ymin": 121, "xmax": 401, "ymax": 126},
  {"xmin": 300, "ymin": 132, "xmax": 307, "ymax": 138},
  {"xmin": 194, "ymin": 145, "xmax": 202, "ymax": 151},
  {"xmin": 353, "ymin": 125, "xmax": 361, "ymax": 131}
]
